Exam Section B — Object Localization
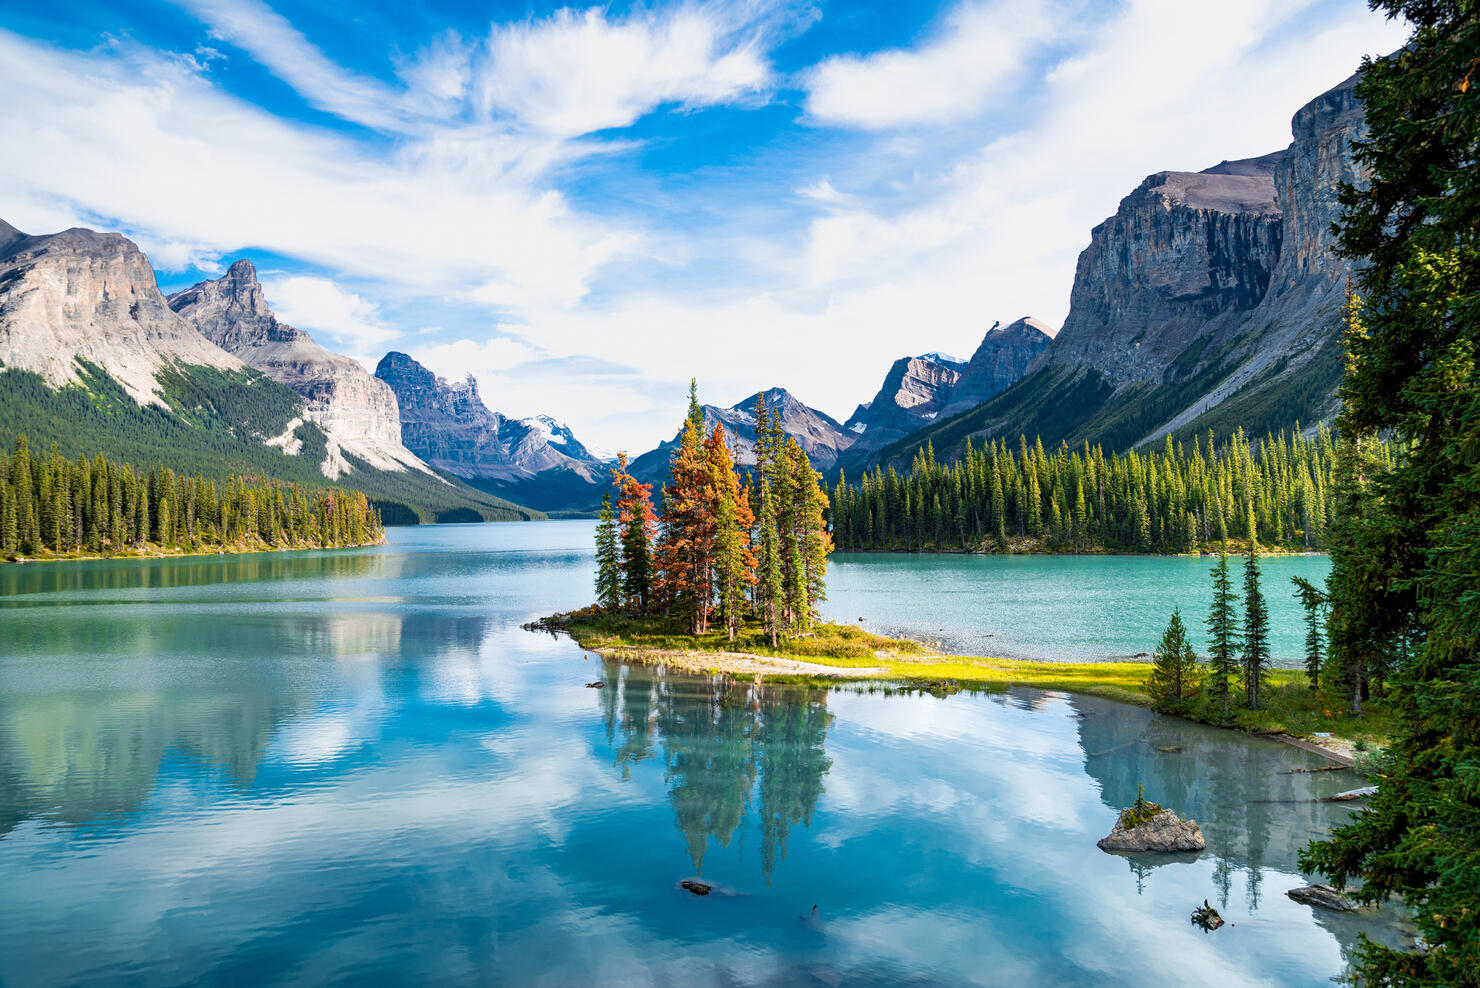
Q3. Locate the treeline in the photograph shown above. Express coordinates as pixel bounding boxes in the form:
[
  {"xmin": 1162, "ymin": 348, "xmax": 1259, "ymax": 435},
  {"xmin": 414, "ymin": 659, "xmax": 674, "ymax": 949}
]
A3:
[
  {"xmin": 1, "ymin": 434, "xmax": 384, "ymax": 560},
  {"xmin": 830, "ymin": 426, "xmax": 1381, "ymax": 554},
  {"xmin": 595, "ymin": 385, "xmax": 832, "ymax": 643}
]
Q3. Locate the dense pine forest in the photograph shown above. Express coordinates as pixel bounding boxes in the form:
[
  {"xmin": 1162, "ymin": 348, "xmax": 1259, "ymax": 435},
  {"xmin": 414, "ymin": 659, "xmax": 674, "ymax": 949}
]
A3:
[
  {"xmin": 829, "ymin": 426, "xmax": 1382, "ymax": 554},
  {"xmin": 591, "ymin": 385, "xmax": 831, "ymax": 644},
  {"xmin": 0, "ymin": 434, "xmax": 384, "ymax": 560}
]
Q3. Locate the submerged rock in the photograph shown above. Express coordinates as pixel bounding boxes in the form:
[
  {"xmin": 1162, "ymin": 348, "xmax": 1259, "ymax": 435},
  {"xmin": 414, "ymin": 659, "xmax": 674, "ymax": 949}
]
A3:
[
  {"xmin": 1097, "ymin": 808, "xmax": 1206, "ymax": 853},
  {"xmin": 1287, "ymin": 884, "xmax": 1354, "ymax": 911},
  {"xmin": 680, "ymin": 880, "xmax": 712, "ymax": 897}
]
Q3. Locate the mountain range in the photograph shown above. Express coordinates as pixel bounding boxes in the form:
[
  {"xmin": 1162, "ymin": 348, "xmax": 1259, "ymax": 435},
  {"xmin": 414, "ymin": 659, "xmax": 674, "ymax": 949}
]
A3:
[{"xmin": 0, "ymin": 67, "xmax": 1366, "ymax": 518}]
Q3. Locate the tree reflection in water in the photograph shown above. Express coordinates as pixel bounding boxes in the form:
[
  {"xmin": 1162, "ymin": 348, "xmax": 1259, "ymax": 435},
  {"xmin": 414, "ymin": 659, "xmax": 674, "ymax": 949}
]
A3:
[{"xmin": 598, "ymin": 658, "xmax": 832, "ymax": 882}]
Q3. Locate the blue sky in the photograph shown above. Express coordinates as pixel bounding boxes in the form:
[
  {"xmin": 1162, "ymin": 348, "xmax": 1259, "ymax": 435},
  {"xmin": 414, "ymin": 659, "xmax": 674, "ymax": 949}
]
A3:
[{"xmin": 0, "ymin": 0, "xmax": 1408, "ymax": 451}]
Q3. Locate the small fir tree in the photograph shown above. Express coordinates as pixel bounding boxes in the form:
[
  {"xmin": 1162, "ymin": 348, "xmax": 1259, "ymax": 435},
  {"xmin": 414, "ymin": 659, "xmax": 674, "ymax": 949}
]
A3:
[
  {"xmin": 1290, "ymin": 575, "xmax": 1327, "ymax": 690},
  {"xmin": 1145, "ymin": 607, "xmax": 1200, "ymax": 711}
]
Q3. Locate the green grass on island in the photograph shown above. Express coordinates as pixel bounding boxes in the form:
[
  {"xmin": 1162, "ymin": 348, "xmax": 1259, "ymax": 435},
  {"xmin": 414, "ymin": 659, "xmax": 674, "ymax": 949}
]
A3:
[{"xmin": 538, "ymin": 607, "xmax": 1394, "ymax": 748}]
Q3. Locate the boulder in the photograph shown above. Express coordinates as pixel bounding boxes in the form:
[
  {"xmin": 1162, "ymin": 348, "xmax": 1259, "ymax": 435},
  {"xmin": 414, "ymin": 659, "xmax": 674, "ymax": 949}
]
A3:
[
  {"xmin": 1097, "ymin": 808, "xmax": 1206, "ymax": 853},
  {"xmin": 1287, "ymin": 884, "xmax": 1354, "ymax": 911}
]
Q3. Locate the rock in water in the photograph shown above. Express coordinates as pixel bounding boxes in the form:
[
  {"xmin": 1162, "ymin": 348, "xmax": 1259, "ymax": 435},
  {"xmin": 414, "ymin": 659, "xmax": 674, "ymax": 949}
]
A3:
[
  {"xmin": 1097, "ymin": 808, "xmax": 1206, "ymax": 853},
  {"xmin": 679, "ymin": 880, "xmax": 712, "ymax": 897},
  {"xmin": 1287, "ymin": 884, "xmax": 1354, "ymax": 911},
  {"xmin": 1322, "ymin": 786, "xmax": 1378, "ymax": 802},
  {"xmin": 1191, "ymin": 900, "xmax": 1224, "ymax": 931}
]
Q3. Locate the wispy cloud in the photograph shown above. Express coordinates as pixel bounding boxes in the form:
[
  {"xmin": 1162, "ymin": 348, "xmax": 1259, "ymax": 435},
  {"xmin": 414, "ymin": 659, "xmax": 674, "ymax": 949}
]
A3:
[
  {"xmin": 261, "ymin": 274, "xmax": 398, "ymax": 348},
  {"xmin": 804, "ymin": 0, "xmax": 1066, "ymax": 130}
]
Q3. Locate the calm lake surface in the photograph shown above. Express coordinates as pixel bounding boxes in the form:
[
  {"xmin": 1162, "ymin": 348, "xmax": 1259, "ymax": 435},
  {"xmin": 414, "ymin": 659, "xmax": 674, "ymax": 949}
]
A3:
[
  {"xmin": 826, "ymin": 551, "xmax": 1332, "ymax": 663},
  {"xmin": 0, "ymin": 522, "xmax": 1405, "ymax": 986}
]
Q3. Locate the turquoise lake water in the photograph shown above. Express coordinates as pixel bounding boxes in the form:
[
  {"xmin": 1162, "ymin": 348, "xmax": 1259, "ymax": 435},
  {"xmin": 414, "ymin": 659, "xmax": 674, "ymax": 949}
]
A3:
[
  {"xmin": 825, "ymin": 551, "xmax": 1331, "ymax": 663},
  {"xmin": 0, "ymin": 522, "xmax": 1405, "ymax": 985}
]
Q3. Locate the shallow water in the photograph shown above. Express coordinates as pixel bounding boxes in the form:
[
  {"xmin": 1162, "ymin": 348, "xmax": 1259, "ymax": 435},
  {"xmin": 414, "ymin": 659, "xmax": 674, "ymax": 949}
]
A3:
[
  {"xmin": 0, "ymin": 522, "xmax": 1404, "ymax": 986},
  {"xmin": 825, "ymin": 551, "xmax": 1331, "ymax": 663}
]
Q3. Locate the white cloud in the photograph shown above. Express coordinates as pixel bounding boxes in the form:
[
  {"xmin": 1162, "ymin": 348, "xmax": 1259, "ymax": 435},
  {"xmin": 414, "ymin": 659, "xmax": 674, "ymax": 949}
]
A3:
[
  {"xmin": 175, "ymin": 0, "xmax": 407, "ymax": 131},
  {"xmin": 261, "ymin": 275, "xmax": 398, "ymax": 348},
  {"xmin": 804, "ymin": 0, "xmax": 1064, "ymax": 129},
  {"xmin": 415, "ymin": 336, "xmax": 541, "ymax": 378},
  {"xmin": 476, "ymin": 6, "xmax": 772, "ymax": 137}
]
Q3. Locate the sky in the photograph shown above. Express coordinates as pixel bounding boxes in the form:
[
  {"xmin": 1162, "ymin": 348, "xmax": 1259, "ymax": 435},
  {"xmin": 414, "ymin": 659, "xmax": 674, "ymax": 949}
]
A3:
[{"xmin": 0, "ymin": 0, "xmax": 1409, "ymax": 453}]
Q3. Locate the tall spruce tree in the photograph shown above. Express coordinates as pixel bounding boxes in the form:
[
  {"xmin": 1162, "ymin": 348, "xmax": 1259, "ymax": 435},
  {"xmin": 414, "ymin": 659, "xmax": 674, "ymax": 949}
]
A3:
[
  {"xmin": 1300, "ymin": 5, "xmax": 1480, "ymax": 981},
  {"xmin": 612, "ymin": 452, "xmax": 655, "ymax": 614},
  {"xmin": 752, "ymin": 399, "xmax": 785, "ymax": 647},
  {"xmin": 1241, "ymin": 514, "xmax": 1270, "ymax": 711},
  {"xmin": 1206, "ymin": 542, "xmax": 1241, "ymax": 719},
  {"xmin": 1291, "ymin": 575, "xmax": 1327, "ymax": 690},
  {"xmin": 708, "ymin": 426, "xmax": 756, "ymax": 641},
  {"xmin": 594, "ymin": 488, "xmax": 622, "ymax": 610}
]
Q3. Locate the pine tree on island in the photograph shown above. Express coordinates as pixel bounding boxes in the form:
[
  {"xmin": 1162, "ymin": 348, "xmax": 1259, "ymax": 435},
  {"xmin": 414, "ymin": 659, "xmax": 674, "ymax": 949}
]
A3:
[
  {"xmin": 590, "ymin": 382, "xmax": 830, "ymax": 646},
  {"xmin": 593, "ymin": 489, "xmax": 621, "ymax": 610}
]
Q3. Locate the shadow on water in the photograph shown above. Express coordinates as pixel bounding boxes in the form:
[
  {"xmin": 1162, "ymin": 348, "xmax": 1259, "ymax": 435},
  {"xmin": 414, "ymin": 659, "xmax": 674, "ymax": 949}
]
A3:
[{"xmin": 596, "ymin": 657, "xmax": 833, "ymax": 883}]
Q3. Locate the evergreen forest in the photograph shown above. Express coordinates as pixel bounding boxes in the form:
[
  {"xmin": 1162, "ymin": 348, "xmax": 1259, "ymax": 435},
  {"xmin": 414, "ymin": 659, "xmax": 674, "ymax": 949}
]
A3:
[
  {"xmin": 830, "ymin": 426, "xmax": 1375, "ymax": 554},
  {"xmin": 0, "ymin": 433, "xmax": 384, "ymax": 559}
]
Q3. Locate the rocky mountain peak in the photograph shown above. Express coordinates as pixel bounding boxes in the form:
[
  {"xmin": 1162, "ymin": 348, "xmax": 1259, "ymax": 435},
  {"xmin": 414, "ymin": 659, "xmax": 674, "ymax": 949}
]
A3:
[
  {"xmin": 374, "ymin": 350, "xmax": 604, "ymax": 499},
  {"xmin": 168, "ymin": 257, "xmax": 292, "ymax": 348},
  {"xmin": 0, "ymin": 219, "xmax": 240, "ymax": 405},
  {"xmin": 169, "ymin": 267, "xmax": 427, "ymax": 479}
]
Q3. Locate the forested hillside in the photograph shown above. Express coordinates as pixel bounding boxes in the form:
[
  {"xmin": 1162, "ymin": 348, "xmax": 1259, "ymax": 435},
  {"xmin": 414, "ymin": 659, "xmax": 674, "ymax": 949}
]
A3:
[{"xmin": 0, "ymin": 363, "xmax": 541, "ymax": 524}]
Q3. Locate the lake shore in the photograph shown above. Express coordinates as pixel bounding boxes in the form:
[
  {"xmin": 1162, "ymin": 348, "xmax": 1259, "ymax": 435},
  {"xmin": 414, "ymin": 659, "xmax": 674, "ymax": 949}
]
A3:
[
  {"xmin": 2, "ymin": 537, "xmax": 386, "ymax": 565},
  {"xmin": 539, "ymin": 609, "xmax": 1384, "ymax": 762}
]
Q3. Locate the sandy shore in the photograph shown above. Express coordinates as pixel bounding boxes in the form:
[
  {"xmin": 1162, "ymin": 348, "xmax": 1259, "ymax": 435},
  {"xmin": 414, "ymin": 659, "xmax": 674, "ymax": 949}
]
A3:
[{"xmin": 587, "ymin": 645, "xmax": 890, "ymax": 679}]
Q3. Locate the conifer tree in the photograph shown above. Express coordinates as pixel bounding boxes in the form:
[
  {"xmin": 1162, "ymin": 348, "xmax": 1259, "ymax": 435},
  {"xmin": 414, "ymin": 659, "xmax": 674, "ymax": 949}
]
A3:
[
  {"xmin": 1145, "ymin": 607, "xmax": 1200, "ymax": 711},
  {"xmin": 752, "ymin": 399, "xmax": 785, "ymax": 647},
  {"xmin": 1290, "ymin": 575, "xmax": 1327, "ymax": 690},
  {"xmin": 594, "ymin": 488, "xmax": 621, "ymax": 610},
  {"xmin": 1241, "ymin": 513, "xmax": 1270, "ymax": 710},
  {"xmin": 1206, "ymin": 542, "xmax": 1240, "ymax": 719},
  {"xmin": 709, "ymin": 427, "xmax": 756, "ymax": 641},
  {"xmin": 1299, "ymin": 8, "xmax": 1480, "ymax": 977},
  {"xmin": 655, "ymin": 381, "xmax": 716, "ymax": 631},
  {"xmin": 612, "ymin": 452, "xmax": 655, "ymax": 614}
]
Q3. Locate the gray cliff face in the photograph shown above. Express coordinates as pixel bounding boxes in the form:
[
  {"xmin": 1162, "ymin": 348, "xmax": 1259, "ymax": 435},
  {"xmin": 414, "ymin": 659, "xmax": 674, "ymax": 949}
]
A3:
[
  {"xmin": 1142, "ymin": 73, "xmax": 1368, "ymax": 441},
  {"xmin": 854, "ymin": 355, "xmax": 964, "ymax": 448},
  {"xmin": 849, "ymin": 321, "xmax": 1054, "ymax": 453},
  {"xmin": 374, "ymin": 351, "xmax": 603, "ymax": 482},
  {"xmin": 169, "ymin": 262, "xmax": 427, "ymax": 479},
  {"xmin": 1044, "ymin": 152, "xmax": 1286, "ymax": 386},
  {"xmin": 629, "ymin": 387, "xmax": 855, "ymax": 484},
  {"xmin": 944, "ymin": 317, "xmax": 1057, "ymax": 414},
  {"xmin": 0, "ymin": 222, "xmax": 241, "ymax": 404}
]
